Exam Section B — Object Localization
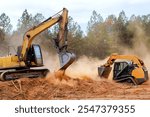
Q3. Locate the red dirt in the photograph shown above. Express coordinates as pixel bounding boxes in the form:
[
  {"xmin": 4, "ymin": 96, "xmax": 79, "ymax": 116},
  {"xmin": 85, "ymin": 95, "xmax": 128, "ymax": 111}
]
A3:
[{"xmin": 0, "ymin": 72, "xmax": 150, "ymax": 100}]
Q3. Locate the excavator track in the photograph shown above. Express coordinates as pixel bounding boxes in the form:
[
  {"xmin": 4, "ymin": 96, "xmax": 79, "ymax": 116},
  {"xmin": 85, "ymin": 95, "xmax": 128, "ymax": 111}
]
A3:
[{"xmin": 0, "ymin": 68, "xmax": 49, "ymax": 81}]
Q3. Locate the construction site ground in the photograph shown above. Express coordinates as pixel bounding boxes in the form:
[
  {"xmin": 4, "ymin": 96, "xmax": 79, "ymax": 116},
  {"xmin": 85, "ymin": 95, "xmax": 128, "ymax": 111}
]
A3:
[{"xmin": 0, "ymin": 72, "xmax": 150, "ymax": 100}]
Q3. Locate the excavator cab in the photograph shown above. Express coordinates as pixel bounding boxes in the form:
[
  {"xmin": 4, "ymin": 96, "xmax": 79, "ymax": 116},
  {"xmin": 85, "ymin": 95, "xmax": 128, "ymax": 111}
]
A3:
[
  {"xmin": 31, "ymin": 44, "xmax": 43, "ymax": 66},
  {"xmin": 17, "ymin": 44, "xmax": 43, "ymax": 67}
]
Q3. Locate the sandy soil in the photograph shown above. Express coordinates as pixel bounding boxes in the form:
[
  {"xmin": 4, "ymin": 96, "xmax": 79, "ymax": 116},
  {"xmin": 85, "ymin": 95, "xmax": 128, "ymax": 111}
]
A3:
[{"xmin": 0, "ymin": 72, "xmax": 150, "ymax": 100}]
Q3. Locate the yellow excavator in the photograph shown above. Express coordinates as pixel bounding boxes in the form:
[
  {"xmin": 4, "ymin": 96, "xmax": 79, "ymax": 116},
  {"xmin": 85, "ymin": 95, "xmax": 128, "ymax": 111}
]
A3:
[
  {"xmin": 98, "ymin": 53, "xmax": 149, "ymax": 85},
  {"xmin": 0, "ymin": 8, "xmax": 75, "ymax": 81}
]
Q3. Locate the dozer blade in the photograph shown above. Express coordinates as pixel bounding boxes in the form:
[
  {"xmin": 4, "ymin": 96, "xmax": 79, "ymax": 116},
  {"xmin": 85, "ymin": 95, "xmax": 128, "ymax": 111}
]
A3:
[
  {"xmin": 98, "ymin": 66, "xmax": 112, "ymax": 78},
  {"xmin": 59, "ymin": 52, "xmax": 76, "ymax": 70}
]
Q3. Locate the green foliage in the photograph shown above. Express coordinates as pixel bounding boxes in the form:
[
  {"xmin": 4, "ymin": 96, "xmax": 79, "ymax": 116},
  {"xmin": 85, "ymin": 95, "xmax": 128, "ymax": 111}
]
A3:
[
  {"xmin": 68, "ymin": 16, "xmax": 83, "ymax": 39},
  {"xmin": 17, "ymin": 9, "xmax": 32, "ymax": 33},
  {"xmin": 0, "ymin": 13, "xmax": 12, "ymax": 40},
  {"xmin": 0, "ymin": 13, "xmax": 12, "ymax": 33},
  {"xmin": 86, "ymin": 11, "xmax": 112, "ymax": 58},
  {"xmin": 114, "ymin": 11, "xmax": 133, "ymax": 47},
  {"xmin": 33, "ymin": 13, "xmax": 44, "ymax": 25},
  {"xmin": 87, "ymin": 10, "xmax": 103, "ymax": 33},
  {"xmin": 0, "ymin": 28, "xmax": 4, "ymax": 40},
  {"xmin": 17, "ymin": 9, "xmax": 45, "ymax": 34}
]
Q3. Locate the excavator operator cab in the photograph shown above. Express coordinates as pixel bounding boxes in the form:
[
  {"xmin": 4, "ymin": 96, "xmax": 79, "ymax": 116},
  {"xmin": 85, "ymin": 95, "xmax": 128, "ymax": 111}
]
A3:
[
  {"xmin": 17, "ymin": 44, "xmax": 43, "ymax": 67},
  {"xmin": 31, "ymin": 44, "xmax": 43, "ymax": 66}
]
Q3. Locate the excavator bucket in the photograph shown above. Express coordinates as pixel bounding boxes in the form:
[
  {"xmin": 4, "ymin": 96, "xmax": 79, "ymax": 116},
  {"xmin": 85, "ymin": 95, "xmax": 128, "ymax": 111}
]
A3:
[
  {"xmin": 59, "ymin": 52, "xmax": 76, "ymax": 70},
  {"xmin": 98, "ymin": 66, "xmax": 112, "ymax": 78}
]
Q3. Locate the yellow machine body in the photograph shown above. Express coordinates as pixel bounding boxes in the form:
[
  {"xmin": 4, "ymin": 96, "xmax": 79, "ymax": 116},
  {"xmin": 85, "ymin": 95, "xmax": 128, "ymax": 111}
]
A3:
[
  {"xmin": 98, "ymin": 53, "xmax": 149, "ymax": 85},
  {"xmin": 0, "ymin": 55, "xmax": 25, "ymax": 69}
]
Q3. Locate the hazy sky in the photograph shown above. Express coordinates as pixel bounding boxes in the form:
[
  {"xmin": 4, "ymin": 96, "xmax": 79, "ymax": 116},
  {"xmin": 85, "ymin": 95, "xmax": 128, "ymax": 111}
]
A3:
[{"xmin": 0, "ymin": 0, "xmax": 150, "ymax": 32}]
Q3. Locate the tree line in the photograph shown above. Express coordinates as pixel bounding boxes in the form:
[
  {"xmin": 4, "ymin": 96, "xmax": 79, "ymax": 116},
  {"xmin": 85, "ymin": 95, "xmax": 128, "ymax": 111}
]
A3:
[{"xmin": 0, "ymin": 9, "xmax": 150, "ymax": 59}]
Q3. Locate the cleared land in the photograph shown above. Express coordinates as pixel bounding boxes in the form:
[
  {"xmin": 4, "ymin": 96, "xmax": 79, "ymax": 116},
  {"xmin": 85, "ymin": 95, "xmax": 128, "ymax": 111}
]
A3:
[{"xmin": 0, "ymin": 73, "xmax": 150, "ymax": 100}]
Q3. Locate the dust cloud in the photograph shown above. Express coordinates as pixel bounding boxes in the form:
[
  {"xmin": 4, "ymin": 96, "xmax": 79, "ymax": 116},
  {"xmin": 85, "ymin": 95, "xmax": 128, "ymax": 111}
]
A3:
[
  {"xmin": 122, "ymin": 22, "xmax": 148, "ymax": 56},
  {"xmin": 66, "ymin": 56, "xmax": 106, "ymax": 80},
  {"xmin": 121, "ymin": 22, "xmax": 150, "ymax": 71},
  {"xmin": 118, "ymin": 22, "xmax": 150, "ymax": 85},
  {"xmin": 43, "ymin": 52, "xmax": 108, "ymax": 81},
  {"xmin": 43, "ymin": 51, "xmax": 60, "ymax": 71}
]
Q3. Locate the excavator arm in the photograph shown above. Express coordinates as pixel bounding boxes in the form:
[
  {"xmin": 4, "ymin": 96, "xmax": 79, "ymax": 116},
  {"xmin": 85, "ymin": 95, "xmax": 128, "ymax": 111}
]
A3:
[{"xmin": 19, "ymin": 8, "xmax": 75, "ymax": 70}]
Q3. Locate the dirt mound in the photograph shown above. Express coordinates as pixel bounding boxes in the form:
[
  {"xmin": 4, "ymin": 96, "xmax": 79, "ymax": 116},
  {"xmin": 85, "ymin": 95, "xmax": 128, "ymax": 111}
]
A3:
[{"xmin": 0, "ymin": 73, "xmax": 150, "ymax": 100}]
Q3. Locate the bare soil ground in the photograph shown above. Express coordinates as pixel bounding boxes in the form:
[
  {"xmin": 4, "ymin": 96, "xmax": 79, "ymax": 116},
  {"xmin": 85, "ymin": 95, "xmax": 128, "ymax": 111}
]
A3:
[{"xmin": 0, "ymin": 73, "xmax": 150, "ymax": 100}]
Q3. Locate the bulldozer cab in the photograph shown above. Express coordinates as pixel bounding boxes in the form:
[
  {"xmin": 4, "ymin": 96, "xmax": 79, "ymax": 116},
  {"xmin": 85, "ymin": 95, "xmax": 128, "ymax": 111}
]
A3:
[{"xmin": 113, "ymin": 61, "xmax": 133, "ymax": 80}]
